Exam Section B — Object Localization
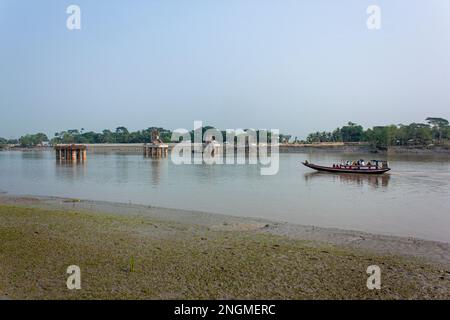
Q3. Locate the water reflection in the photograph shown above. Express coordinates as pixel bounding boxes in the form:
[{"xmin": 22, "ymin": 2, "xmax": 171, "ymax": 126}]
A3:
[
  {"xmin": 304, "ymin": 172, "xmax": 390, "ymax": 188},
  {"xmin": 21, "ymin": 151, "xmax": 46, "ymax": 159},
  {"xmin": 150, "ymin": 159, "xmax": 162, "ymax": 186},
  {"xmin": 55, "ymin": 160, "xmax": 87, "ymax": 180},
  {"xmin": 115, "ymin": 155, "xmax": 130, "ymax": 184}
]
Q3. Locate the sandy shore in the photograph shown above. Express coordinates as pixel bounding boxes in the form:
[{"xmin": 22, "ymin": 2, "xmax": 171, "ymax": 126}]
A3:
[{"xmin": 0, "ymin": 194, "xmax": 449, "ymax": 299}]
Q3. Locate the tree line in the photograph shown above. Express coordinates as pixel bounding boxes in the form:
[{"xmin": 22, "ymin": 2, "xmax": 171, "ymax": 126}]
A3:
[
  {"xmin": 305, "ymin": 117, "xmax": 449, "ymax": 147},
  {"xmin": 52, "ymin": 127, "xmax": 173, "ymax": 145},
  {"xmin": 1, "ymin": 117, "xmax": 448, "ymax": 148},
  {"xmin": 0, "ymin": 126, "xmax": 285, "ymax": 148}
]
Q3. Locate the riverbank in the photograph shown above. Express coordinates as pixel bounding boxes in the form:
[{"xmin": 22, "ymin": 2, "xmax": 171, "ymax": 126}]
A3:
[
  {"xmin": 280, "ymin": 143, "xmax": 450, "ymax": 155},
  {"xmin": 0, "ymin": 195, "xmax": 448, "ymax": 299},
  {"xmin": 3, "ymin": 143, "xmax": 450, "ymax": 155}
]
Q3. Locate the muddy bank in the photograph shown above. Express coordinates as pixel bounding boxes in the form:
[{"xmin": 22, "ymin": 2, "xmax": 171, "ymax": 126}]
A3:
[
  {"xmin": 3, "ymin": 143, "xmax": 450, "ymax": 155},
  {"xmin": 1, "ymin": 194, "xmax": 449, "ymax": 266},
  {"xmin": 281, "ymin": 144, "xmax": 450, "ymax": 155},
  {"xmin": 0, "ymin": 195, "xmax": 449, "ymax": 299},
  {"xmin": 386, "ymin": 145, "xmax": 450, "ymax": 155}
]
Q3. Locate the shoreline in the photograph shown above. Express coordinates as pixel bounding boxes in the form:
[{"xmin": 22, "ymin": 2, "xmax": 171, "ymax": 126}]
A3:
[
  {"xmin": 1, "ymin": 193, "xmax": 449, "ymax": 266},
  {"xmin": 2, "ymin": 143, "xmax": 450, "ymax": 156},
  {"xmin": 1, "ymin": 194, "xmax": 449, "ymax": 299}
]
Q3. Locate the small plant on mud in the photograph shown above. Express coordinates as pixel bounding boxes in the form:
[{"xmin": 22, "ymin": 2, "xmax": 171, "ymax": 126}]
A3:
[{"xmin": 129, "ymin": 256, "xmax": 135, "ymax": 273}]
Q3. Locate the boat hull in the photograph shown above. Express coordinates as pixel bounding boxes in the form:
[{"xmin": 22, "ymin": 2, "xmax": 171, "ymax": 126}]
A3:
[{"xmin": 302, "ymin": 162, "xmax": 390, "ymax": 174}]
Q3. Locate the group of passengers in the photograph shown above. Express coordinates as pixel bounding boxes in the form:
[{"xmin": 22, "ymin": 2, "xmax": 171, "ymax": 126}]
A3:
[{"xmin": 332, "ymin": 159, "xmax": 377, "ymax": 169}]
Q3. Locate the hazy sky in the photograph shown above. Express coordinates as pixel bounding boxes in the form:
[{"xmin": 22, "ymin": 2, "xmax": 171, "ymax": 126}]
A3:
[{"xmin": 0, "ymin": 0, "xmax": 449, "ymax": 139}]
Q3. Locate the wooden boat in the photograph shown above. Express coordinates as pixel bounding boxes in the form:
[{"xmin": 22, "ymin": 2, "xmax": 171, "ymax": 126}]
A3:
[{"xmin": 302, "ymin": 160, "xmax": 390, "ymax": 174}]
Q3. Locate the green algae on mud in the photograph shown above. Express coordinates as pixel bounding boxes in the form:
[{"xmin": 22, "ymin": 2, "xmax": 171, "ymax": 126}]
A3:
[{"xmin": 0, "ymin": 204, "xmax": 449, "ymax": 300}]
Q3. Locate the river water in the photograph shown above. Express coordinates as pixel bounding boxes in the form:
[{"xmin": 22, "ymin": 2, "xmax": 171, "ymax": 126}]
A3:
[{"xmin": 0, "ymin": 150, "xmax": 449, "ymax": 242}]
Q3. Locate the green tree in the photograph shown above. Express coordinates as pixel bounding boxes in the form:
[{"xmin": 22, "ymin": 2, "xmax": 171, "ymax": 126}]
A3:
[
  {"xmin": 341, "ymin": 122, "xmax": 364, "ymax": 142},
  {"xmin": 101, "ymin": 130, "xmax": 115, "ymax": 143},
  {"xmin": 19, "ymin": 133, "xmax": 48, "ymax": 147},
  {"xmin": 426, "ymin": 117, "xmax": 449, "ymax": 143},
  {"xmin": 115, "ymin": 126, "xmax": 129, "ymax": 143}
]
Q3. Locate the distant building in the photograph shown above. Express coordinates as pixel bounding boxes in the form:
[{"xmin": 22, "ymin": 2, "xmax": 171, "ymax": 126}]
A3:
[{"xmin": 39, "ymin": 141, "xmax": 51, "ymax": 147}]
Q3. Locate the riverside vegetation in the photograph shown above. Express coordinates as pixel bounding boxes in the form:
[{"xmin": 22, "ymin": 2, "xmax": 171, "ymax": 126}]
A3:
[
  {"xmin": 0, "ymin": 202, "xmax": 448, "ymax": 299},
  {"xmin": 1, "ymin": 117, "xmax": 449, "ymax": 149}
]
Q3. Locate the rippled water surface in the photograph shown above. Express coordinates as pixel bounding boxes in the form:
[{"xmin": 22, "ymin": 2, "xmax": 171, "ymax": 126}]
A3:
[{"xmin": 1, "ymin": 150, "xmax": 449, "ymax": 242}]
